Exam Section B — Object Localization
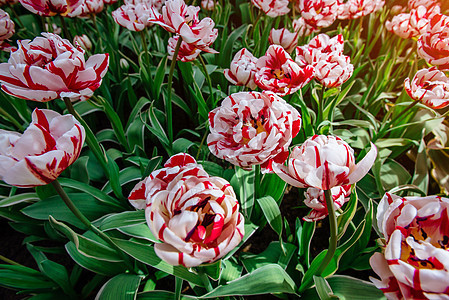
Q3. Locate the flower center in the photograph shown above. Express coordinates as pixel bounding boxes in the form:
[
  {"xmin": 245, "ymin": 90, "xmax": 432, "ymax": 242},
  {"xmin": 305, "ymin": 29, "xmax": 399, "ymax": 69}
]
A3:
[{"xmin": 271, "ymin": 68, "xmax": 285, "ymax": 79}]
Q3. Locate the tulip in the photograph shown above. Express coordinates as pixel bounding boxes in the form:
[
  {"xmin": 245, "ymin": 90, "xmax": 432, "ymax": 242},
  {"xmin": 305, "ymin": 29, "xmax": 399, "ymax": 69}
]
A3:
[
  {"xmin": 370, "ymin": 193, "xmax": 449, "ymax": 299},
  {"xmin": 73, "ymin": 34, "xmax": 92, "ymax": 51},
  {"xmin": 0, "ymin": 109, "xmax": 85, "ymax": 187},
  {"xmin": 167, "ymin": 36, "xmax": 201, "ymax": 62},
  {"xmin": 297, "ymin": 0, "xmax": 339, "ymax": 30},
  {"xmin": 273, "ymin": 135, "xmax": 377, "ymax": 190},
  {"xmin": 19, "ymin": 0, "xmax": 83, "ymax": 16},
  {"xmin": 386, "ymin": 5, "xmax": 439, "ymax": 39},
  {"xmin": 69, "ymin": 0, "xmax": 104, "ymax": 17},
  {"xmin": 0, "ymin": 9, "xmax": 14, "ymax": 41},
  {"xmin": 148, "ymin": 0, "xmax": 218, "ymax": 50},
  {"xmin": 223, "ymin": 48, "xmax": 258, "ymax": 90},
  {"xmin": 207, "ymin": 91, "xmax": 302, "ymax": 169},
  {"xmin": 128, "ymin": 153, "xmax": 244, "ymax": 268},
  {"xmin": 303, "ymin": 185, "xmax": 351, "ymax": 222},
  {"xmin": 255, "ymin": 45, "xmax": 314, "ymax": 96},
  {"xmin": 201, "ymin": 0, "xmax": 214, "ymax": 10},
  {"xmin": 313, "ymin": 53, "xmax": 354, "ymax": 88},
  {"xmin": 112, "ymin": 2, "xmax": 153, "ymax": 31},
  {"xmin": 408, "ymin": 0, "xmax": 440, "ymax": 10},
  {"xmin": 0, "ymin": 33, "xmax": 109, "ymax": 102},
  {"xmin": 269, "ymin": 28, "xmax": 299, "ymax": 54},
  {"xmin": 404, "ymin": 67, "xmax": 449, "ymax": 109},
  {"xmin": 292, "ymin": 17, "xmax": 316, "ymax": 37},
  {"xmin": 251, "ymin": 0, "xmax": 290, "ymax": 17},
  {"xmin": 417, "ymin": 13, "xmax": 449, "ymax": 70},
  {"xmin": 337, "ymin": 0, "xmax": 385, "ymax": 20}
]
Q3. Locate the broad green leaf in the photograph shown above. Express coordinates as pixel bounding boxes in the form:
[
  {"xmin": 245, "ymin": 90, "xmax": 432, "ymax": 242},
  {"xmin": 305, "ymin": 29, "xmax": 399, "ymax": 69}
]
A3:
[
  {"xmin": 313, "ymin": 276, "xmax": 338, "ymax": 300},
  {"xmin": 199, "ymin": 264, "xmax": 297, "ymax": 298},
  {"xmin": 257, "ymin": 196, "xmax": 283, "ymax": 236},
  {"xmin": 117, "ymin": 223, "xmax": 158, "ymax": 243},
  {"xmin": 111, "ymin": 238, "xmax": 204, "ymax": 286},
  {"xmin": 380, "ymin": 159, "xmax": 411, "ymax": 191},
  {"xmin": 337, "ymin": 190, "xmax": 358, "ymax": 240},
  {"xmin": 240, "ymin": 241, "xmax": 296, "ymax": 273},
  {"xmin": 95, "ymin": 274, "xmax": 142, "ymax": 300},
  {"xmin": 138, "ymin": 291, "xmax": 196, "ymax": 299},
  {"xmin": 102, "ymin": 167, "xmax": 142, "ymax": 195},
  {"xmin": 0, "ymin": 264, "xmax": 56, "ymax": 291},
  {"xmin": 218, "ymin": 24, "xmax": 248, "ymax": 68}
]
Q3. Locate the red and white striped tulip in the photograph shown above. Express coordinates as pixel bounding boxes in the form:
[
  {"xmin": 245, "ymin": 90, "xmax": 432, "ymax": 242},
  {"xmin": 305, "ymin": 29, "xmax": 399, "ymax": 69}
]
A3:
[
  {"xmin": 69, "ymin": 0, "xmax": 104, "ymax": 17},
  {"xmin": 292, "ymin": 17, "xmax": 317, "ymax": 37},
  {"xmin": 19, "ymin": 0, "xmax": 83, "ymax": 16},
  {"xmin": 408, "ymin": 0, "xmax": 440, "ymax": 10},
  {"xmin": 0, "ymin": 9, "xmax": 14, "ymax": 41},
  {"xmin": 269, "ymin": 28, "xmax": 299, "ymax": 54},
  {"xmin": 297, "ymin": 0, "xmax": 339, "ymax": 30},
  {"xmin": 417, "ymin": 13, "xmax": 449, "ymax": 70},
  {"xmin": 273, "ymin": 135, "xmax": 377, "ymax": 190},
  {"xmin": 251, "ymin": 0, "xmax": 290, "ymax": 17},
  {"xmin": 386, "ymin": 5, "xmax": 440, "ymax": 39},
  {"xmin": 148, "ymin": 0, "xmax": 218, "ymax": 50},
  {"xmin": 313, "ymin": 53, "xmax": 353, "ymax": 88},
  {"xmin": 303, "ymin": 185, "xmax": 351, "ymax": 222},
  {"xmin": 295, "ymin": 33, "xmax": 345, "ymax": 67},
  {"xmin": 337, "ymin": 0, "xmax": 385, "ymax": 20},
  {"xmin": 370, "ymin": 193, "xmax": 449, "ymax": 299},
  {"xmin": 0, "ymin": 109, "xmax": 85, "ymax": 187},
  {"xmin": 223, "ymin": 48, "xmax": 258, "ymax": 90},
  {"xmin": 112, "ymin": 2, "xmax": 153, "ymax": 31},
  {"xmin": 404, "ymin": 67, "xmax": 449, "ymax": 109},
  {"xmin": 128, "ymin": 153, "xmax": 244, "ymax": 268},
  {"xmin": 168, "ymin": 36, "xmax": 204, "ymax": 62},
  {"xmin": 255, "ymin": 45, "xmax": 314, "ymax": 96},
  {"xmin": 0, "ymin": 33, "xmax": 109, "ymax": 102},
  {"xmin": 207, "ymin": 91, "xmax": 301, "ymax": 169},
  {"xmin": 73, "ymin": 34, "xmax": 92, "ymax": 51}
]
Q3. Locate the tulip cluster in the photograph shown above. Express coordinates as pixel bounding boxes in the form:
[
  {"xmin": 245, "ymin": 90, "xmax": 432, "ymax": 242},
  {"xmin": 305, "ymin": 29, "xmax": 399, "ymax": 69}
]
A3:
[
  {"xmin": 128, "ymin": 154, "xmax": 244, "ymax": 268},
  {"xmin": 370, "ymin": 193, "xmax": 449, "ymax": 299},
  {"xmin": 0, "ymin": 9, "xmax": 14, "ymax": 51}
]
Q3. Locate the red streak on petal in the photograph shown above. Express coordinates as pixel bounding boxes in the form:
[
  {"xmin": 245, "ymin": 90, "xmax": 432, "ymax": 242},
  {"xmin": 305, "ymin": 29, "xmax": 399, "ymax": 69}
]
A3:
[{"xmin": 158, "ymin": 223, "xmax": 167, "ymax": 240}]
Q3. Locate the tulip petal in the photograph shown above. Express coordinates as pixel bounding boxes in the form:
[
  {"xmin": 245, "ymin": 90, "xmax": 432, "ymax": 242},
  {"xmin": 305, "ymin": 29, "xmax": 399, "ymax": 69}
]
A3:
[{"xmin": 346, "ymin": 142, "xmax": 377, "ymax": 184}]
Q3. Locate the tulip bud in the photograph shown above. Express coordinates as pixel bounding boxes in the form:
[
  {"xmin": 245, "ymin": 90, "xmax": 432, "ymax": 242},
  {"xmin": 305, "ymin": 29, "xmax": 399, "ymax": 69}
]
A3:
[{"xmin": 73, "ymin": 34, "xmax": 92, "ymax": 51}]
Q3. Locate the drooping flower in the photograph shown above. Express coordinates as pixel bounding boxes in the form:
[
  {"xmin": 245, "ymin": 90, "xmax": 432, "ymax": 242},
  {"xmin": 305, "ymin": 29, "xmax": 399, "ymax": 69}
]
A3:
[
  {"xmin": 0, "ymin": 109, "xmax": 85, "ymax": 187},
  {"xmin": 297, "ymin": 0, "xmax": 339, "ymax": 30},
  {"xmin": 0, "ymin": 33, "xmax": 109, "ymax": 102},
  {"xmin": 337, "ymin": 0, "xmax": 385, "ymax": 20},
  {"xmin": 223, "ymin": 48, "xmax": 258, "ymax": 90},
  {"xmin": 128, "ymin": 153, "xmax": 245, "ymax": 268},
  {"xmin": 255, "ymin": 45, "xmax": 314, "ymax": 96},
  {"xmin": 417, "ymin": 13, "xmax": 449, "ymax": 70},
  {"xmin": 269, "ymin": 28, "xmax": 299, "ymax": 54},
  {"xmin": 404, "ymin": 67, "xmax": 449, "ymax": 109},
  {"xmin": 296, "ymin": 33, "xmax": 353, "ymax": 88},
  {"xmin": 273, "ymin": 135, "xmax": 377, "ymax": 190},
  {"xmin": 207, "ymin": 91, "xmax": 302, "ymax": 169},
  {"xmin": 303, "ymin": 185, "xmax": 351, "ymax": 222},
  {"xmin": 19, "ymin": 0, "xmax": 83, "ymax": 16},
  {"xmin": 112, "ymin": 2, "xmax": 153, "ymax": 31},
  {"xmin": 370, "ymin": 193, "xmax": 449, "ymax": 299},
  {"xmin": 148, "ymin": 0, "xmax": 218, "ymax": 50},
  {"xmin": 73, "ymin": 34, "xmax": 92, "ymax": 51},
  {"xmin": 251, "ymin": 0, "xmax": 290, "ymax": 17},
  {"xmin": 386, "ymin": 5, "xmax": 440, "ymax": 39}
]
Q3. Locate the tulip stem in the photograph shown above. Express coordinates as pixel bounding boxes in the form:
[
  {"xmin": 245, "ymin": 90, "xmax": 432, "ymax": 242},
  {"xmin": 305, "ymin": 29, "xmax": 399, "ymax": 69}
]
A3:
[
  {"xmin": 59, "ymin": 15, "xmax": 72, "ymax": 41},
  {"xmin": 198, "ymin": 54, "xmax": 215, "ymax": 106},
  {"xmin": 315, "ymin": 189, "xmax": 338, "ymax": 277},
  {"xmin": 140, "ymin": 30, "xmax": 151, "ymax": 71},
  {"xmin": 388, "ymin": 99, "xmax": 420, "ymax": 129},
  {"xmin": 0, "ymin": 107, "xmax": 23, "ymax": 131},
  {"xmin": 8, "ymin": 4, "xmax": 25, "ymax": 29},
  {"xmin": 167, "ymin": 36, "xmax": 183, "ymax": 144},
  {"xmin": 0, "ymin": 254, "xmax": 24, "ymax": 266},
  {"xmin": 50, "ymin": 180, "xmax": 136, "ymax": 272}
]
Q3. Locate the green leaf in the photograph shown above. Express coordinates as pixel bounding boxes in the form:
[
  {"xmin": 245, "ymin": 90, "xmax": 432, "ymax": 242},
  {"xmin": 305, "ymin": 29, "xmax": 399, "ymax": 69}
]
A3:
[
  {"xmin": 102, "ymin": 167, "xmax": 142, "ymax": 195},
  {"xmin": 138, "ymin": 291, "xmax": 196, "ymax": 299},
  {"xmin": 117, "ymin": 223, "xmax": 158, "ymax": 243},
  {"xmin": 257, "ymin": 196, "xmax": 283, "ymax": 236},
  {"xmin": 380, "ymin": 159, "xmax": 411, "ymax": 191},
  {"xmin": 0, "ymin": 264, "xmax": 56, "ymax": 291},
  {"xmin": 240, "ymin": 241, "xmax": 296, "ymax": 273},
  {"xmin": 337, "ymin": 190, "xmax": 358, "ymax": 240},
  {"xmin": 70, "ymin": 156, "xmax": 90, "ymax": 184},
  {"xmin": 111, "ymin": 238, "xmax": 204, "ymax": 286},
  {"xmin": 95, "ymin": 274, "xmax": 142, "ymax": 300},
  {"xmin": 313, "ymin": 276, "xmax": 339, "ymax": 300},
  {"xmin": 172, "ymin": 138, "xmax": 196, "ymax": 153},
  {"xmin": 153, "ymin": 55, "xmax": 168, "ymax": 100},
  {"xmin": 199, "ymin": 264, "xmax": 297, "ymax": 298},
  {"xmin": 49, "ymin": 216, "xmax": 123, "ymax": 262},
  {"xmin": 259, "ymin": 173, "xmax": 287, "ymax": 204},
  {"xmin": 96, "ymin": 210, "xmax": 146, "ymax": 231},
  {"xmin": 0, "ymin": 192, "xmax": 39, "ymax": 208},
  {"xmin": 231, "ymin": 167, "xmax": 254, "ymax": 218},
  {"xmin": 218, "ymin": 24, "xmax": 248, "ymax": 68},
  {"xmin": 302, "ymin": 275, "xmax": 386, "ymax": 300}
]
